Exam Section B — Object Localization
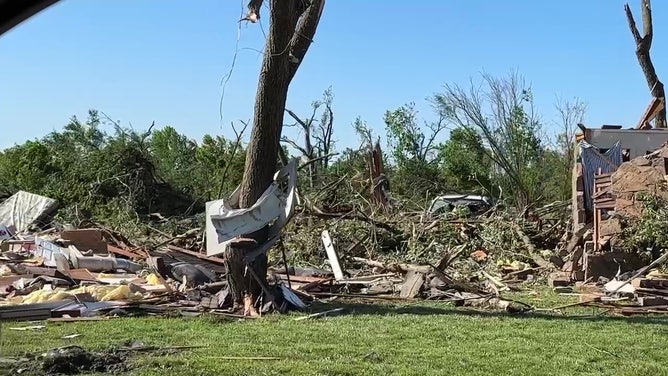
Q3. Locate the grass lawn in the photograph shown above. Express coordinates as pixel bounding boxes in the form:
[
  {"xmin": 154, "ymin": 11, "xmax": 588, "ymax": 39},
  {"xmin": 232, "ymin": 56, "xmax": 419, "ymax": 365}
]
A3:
[{"xmin": 2, "ymin": 290, "xmax": 668, "ymax": 376}]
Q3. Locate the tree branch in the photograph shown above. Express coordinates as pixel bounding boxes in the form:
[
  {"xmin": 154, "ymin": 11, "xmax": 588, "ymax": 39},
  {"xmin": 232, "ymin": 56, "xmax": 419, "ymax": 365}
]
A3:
[
  {"xmin": 625, "ymin": 3, "xmax": 643, "ymax": 46},
  {"xmin": 642, "ymin": 0, "xmax": 653, "ymax": 49},
  {"xmin": 280, "ymin": 136, "xmax": 308, "ymax": 156},
  {"xmin": 625, "ymin": 0, "xmax": 665, "ymax": 127},
  {"xmin": 217, "ymin": 120, "xmax": 248, "ymax": 199},
  {"xmin": 421, "ymin": 114, "xmax": 446, "ymax": 162},
  {"xmin": 287, "ymin": 0, "xmax": 326, "ymax": 81},
  {"xmin": 285, "ymin": 108, "xmax": 311, "ymax": 131}
]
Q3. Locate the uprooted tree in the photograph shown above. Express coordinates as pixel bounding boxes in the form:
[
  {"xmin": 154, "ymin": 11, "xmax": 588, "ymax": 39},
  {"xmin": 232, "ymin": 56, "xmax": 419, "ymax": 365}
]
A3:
[
  {"xmin": 224, "ymin": 0, "xmax": 326, "ymax": 315},
  {"xmin": 625, "ymin": 0, "xmax": 666, "ymax": 128}
]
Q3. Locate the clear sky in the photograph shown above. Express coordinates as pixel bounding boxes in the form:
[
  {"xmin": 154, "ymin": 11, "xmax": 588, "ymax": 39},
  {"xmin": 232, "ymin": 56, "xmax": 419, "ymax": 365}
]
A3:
[{"xmin": 0, "ymin": 0, "xmax": 666, "ymax": 151}]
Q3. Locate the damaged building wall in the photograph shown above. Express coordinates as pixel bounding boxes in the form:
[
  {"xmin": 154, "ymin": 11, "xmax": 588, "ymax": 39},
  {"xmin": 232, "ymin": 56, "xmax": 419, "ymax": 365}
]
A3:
[
  {"xmin": 584, "ymin": 128, "xmax": 668, "ymax": 158},
  {"xmin": 572, "ymin": 127, "xmax": 668, "ymax": 232},
  {"xmin": 569, "ymin": 143, "xmax": 668, "ymax": 280}
]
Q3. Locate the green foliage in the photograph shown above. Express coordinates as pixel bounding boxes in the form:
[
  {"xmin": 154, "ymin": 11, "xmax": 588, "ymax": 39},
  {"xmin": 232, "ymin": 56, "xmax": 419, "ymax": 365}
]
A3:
[
  {"xmin": 149, "ymin": 126, "xmax": 198, "ymax": 192},
  {"xmin": 385, "ymin": 103, "xmax": 426, "ymax": 165},
  {"xmin": 0, "ymin": 110, "xmax": 245, "ymax": 233},
  {"xmin": 432, "ymin": 72, "xmax": 565, "ymax": 209},
  {"xmin": 194, "ymin": 134, "xmax": 246, "ymax": 201},
  {"xmin": 383, "ymin": 104, "xmax": 446, "ymax": 200},
  {"xmin": 536, "ymin": 148, "xmax": 571, "ymax": 202},
  {"xmin": 621, "ymin": 194, "xmax": 668, "ymax": 261},
  {"xmin": 439, "ymin": 127, "xmax": 491, "ymax": 194}
]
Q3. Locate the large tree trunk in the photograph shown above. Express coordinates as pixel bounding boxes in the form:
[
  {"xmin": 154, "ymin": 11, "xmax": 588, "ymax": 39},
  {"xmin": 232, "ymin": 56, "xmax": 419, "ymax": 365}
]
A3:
[
  {"xmin": 224, "ymin": 0, "xmax": 325, "ymax": 315},
  {"xmin": 625, "ymin": 0, "xmax": 667, "ymax": 127}
]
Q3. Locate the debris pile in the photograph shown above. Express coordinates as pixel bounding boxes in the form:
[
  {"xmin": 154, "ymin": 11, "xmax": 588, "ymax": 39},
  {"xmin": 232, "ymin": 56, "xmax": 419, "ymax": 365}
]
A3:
[
  {"xmin": 0, "ymin": 222, "xmax": 313, "ymax": 320},
  {"xmin": 0, "ymin": 185, "xmax": 568, "ymax": 321},
  {"xmin": 539, "ymin": 143, "xmax": 668, "ymax": 314},
  {"xmin": 558, "ymin": 265, "xmax": 668, "ymax": 316}
]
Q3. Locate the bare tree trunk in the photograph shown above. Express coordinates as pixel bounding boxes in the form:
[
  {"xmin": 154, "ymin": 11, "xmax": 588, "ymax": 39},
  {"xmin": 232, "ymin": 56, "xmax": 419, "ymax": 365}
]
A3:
[
  {"xmin": 625, "ymin": 0, "xmax": 666, "ymax": 127},
  {"xmin": 224, "ymin": 0, "xmax": 326, "ymax": 315}
]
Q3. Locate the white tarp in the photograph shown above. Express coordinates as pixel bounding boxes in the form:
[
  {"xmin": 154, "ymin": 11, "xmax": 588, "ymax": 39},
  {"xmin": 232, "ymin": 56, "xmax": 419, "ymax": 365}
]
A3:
[
  {"xmin": 206, "ymin": 160, "xmax": 297, "ymax": 257},
  {"xmin": 0, "ymin": 191, "xmax": 58, "ymax": 232}
]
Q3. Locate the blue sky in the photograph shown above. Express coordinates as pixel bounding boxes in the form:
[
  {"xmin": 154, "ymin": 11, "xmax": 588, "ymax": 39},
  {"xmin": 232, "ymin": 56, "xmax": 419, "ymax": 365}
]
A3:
[{"xmin": 0, "ymin": 0, "xmax": 665, "ymax": 151}]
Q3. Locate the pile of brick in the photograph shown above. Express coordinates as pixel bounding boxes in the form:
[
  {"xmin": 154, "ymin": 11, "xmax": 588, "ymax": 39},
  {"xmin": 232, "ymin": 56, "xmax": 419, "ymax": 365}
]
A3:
[{"xmin": 610, "ymin": 145, "xmax": 668, "ymax": 219}]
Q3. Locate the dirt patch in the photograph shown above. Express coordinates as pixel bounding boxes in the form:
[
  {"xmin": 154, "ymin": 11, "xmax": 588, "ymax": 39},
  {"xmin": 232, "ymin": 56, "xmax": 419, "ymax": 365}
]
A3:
[{"xmin": 9, "ymin": 345, "xmax": 128, "ymax": 375}]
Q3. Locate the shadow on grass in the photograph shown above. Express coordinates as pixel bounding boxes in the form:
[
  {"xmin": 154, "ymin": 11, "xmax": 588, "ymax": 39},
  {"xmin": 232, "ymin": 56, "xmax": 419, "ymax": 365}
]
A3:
[{"xmin": 308, "ymin": 300, "xmax": 668, "ymax": 325}]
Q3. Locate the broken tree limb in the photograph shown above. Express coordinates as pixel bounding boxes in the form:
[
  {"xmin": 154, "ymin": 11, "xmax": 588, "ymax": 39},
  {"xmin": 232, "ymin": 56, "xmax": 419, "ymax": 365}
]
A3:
[
  {"xmin": 152, "ymin": 228, "xmax": 201, "ymax": 249},
  {"xmin": 305, "ymin": 209, "xmax": 403, "ymax": 235},
  {"xmin": 480, "ymin": 270, "xmax": 510, "ymax": 292},
  {"xmin": 298, "ymin": 153, "xmax": 339, "ymax": 172},
  {"xmin": 625, "ymin": 0, "xmax": 666, "ymax": 127},
  {"xmin": 287, "ymin": 0, "xmax": 326, "ymax": 81}
]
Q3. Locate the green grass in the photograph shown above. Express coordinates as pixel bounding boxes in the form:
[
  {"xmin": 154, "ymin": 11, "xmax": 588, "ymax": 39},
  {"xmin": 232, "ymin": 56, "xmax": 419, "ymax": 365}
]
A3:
[{"xmin": 2, "ymin": 290, "xmax": 668, "ymax": 375}]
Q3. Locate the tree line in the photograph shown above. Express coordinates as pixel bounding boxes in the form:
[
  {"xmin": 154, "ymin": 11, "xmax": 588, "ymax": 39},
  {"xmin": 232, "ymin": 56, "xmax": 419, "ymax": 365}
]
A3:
[{"xmin": 0, "ymin": 71, "xmax": 584, "ymax": 228}]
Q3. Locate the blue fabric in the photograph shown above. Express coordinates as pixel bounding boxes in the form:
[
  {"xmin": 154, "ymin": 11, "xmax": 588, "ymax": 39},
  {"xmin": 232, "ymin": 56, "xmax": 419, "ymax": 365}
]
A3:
[{"xmin": 579, "ymin": 140, "xmax": 622, "ymax": 210}]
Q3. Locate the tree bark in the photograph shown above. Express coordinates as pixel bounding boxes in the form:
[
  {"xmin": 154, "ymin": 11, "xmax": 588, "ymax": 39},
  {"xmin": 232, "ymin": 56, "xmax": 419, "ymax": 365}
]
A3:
[
  {"xmin": 625, "ymin": 0, "xmax": 666, "ymax": 127},
  {"xmin": 224, "ymin": 0, "xmax": 326, "ymax": 314}
]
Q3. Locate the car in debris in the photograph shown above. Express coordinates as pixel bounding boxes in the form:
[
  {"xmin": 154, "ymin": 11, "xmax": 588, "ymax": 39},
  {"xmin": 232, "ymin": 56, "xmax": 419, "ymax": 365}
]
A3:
[{"xmin": 427, "ymin": 194, "xmax": 494, "ymax": 217}]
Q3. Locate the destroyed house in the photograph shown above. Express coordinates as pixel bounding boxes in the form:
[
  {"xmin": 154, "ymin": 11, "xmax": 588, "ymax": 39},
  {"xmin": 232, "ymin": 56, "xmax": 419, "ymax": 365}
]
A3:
[
  {"xmin": 571, "ymin": 120, "xmax": 668, "ymax": 280},
  {"xmin": 572, "ymin": 124, "xmax": 668, "ymax": 232}
]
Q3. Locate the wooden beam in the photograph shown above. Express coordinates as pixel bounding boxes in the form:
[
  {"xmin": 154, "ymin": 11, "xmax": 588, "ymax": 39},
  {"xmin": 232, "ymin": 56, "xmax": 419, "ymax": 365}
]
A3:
[{"xmin": 637, "ymin": 97, "xmax": 666, "ymax": 129}]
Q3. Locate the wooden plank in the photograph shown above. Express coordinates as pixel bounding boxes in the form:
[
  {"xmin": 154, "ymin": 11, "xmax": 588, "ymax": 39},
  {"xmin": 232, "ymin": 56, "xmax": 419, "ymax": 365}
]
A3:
[
  {"xmin": 64, "ymin": 268, "xmax": 97, "ymax": 282},
  {"xmin": 22, "ymin": 266, "xmax": 65, "ymax": 278},
  {"xmin": 566, "ymin": 223, "xmax": 592, "ymax": 254},
  {"xmin": 592, "ymin": 189, "xmax": 611, "ymax": 199},
  {"xmin": 61, "ymin": 229, "xmax": 107, "ymax": 253},
  {"xmin": 638, "ymin": 296, "xmax": 668, "ymax": 307},
  {"xmin": 637, "ymin": 97, "xmax": 665, "ymax": 129},
  {"xmin": 635, "ymin": 287, "xmax": 668, "ymax": 297},
  {"xmin": 633, "ymin": 278, "xmax": 668, "ymax": 289},
  {"xmin": 166, "ymin": 245, "xmax": 226, "ymax": 266},
  {"xmin": 0, "ymin": 274, "xmax": 29, "ymax": 286},
  {"xmin": 321, "ymin": 230, "xmax": 344, "ymax": 281},
  {"xmin": 107, "ymin": 245, "xmax": 144, "ymax": 259},
  {"xmin": 48, "ymin": 316, "xmax": 111, "ymax": 322},
  {"xmin": 399, "ymin": 270, "xmax": 425, "ymax": 298},
  {"xmin": 275, "ymin": 274, "xmax": 332, "ymax": 284}
]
